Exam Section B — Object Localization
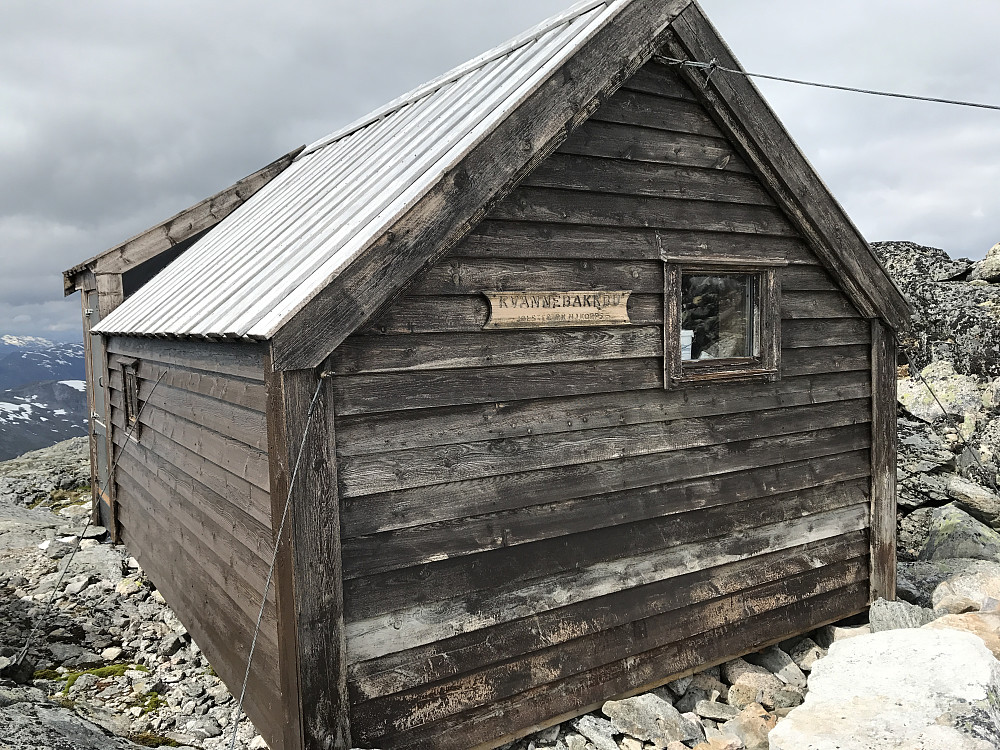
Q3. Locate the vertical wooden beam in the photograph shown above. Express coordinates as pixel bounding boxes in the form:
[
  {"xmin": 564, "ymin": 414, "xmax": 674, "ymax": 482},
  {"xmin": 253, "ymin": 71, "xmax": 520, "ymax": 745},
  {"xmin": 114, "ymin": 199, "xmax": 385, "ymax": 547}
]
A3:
[
  {"xmin": 95, "ymin": 273, "xmax": 125, "ymax": 318},
  {"xmin": 870, "ymin": 319, "xmax": 897, "ymax": 601},
  {"xmin": 265, "ymin": 352, "xmax": 351, "ymax": 750}
]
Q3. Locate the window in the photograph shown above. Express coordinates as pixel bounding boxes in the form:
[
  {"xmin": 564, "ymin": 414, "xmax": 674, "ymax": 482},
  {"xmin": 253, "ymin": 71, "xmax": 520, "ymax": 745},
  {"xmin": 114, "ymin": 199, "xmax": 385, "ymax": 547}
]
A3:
[
  {"xmin": 663, "ymin": 258, "xmax": 783, "ymax": 387},
  {"xmin": 120, "ymin": 358, "xmax": 141, "ymax": 437}
]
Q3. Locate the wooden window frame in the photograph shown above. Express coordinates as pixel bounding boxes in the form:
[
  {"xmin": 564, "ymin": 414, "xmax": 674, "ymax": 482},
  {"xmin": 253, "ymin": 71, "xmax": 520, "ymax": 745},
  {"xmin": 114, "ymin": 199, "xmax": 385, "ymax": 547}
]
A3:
[
  {"xmin": 663, "ymin": 256, "xmax": 785, "ymax": 388},
  {"xmin": 119, "ymin": 357, "xmax": 141, "ymax": 439}
]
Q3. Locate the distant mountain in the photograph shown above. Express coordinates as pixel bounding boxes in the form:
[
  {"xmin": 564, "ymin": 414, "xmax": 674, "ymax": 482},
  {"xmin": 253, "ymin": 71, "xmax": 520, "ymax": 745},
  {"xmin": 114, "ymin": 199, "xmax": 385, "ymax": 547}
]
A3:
[
  {"xmin": 0, "ymin": 335, "xmax": 85, "ymax": 390},
  {"xmin": 0, "ymin": 380, "xmax": 89, "ymax": 461}
]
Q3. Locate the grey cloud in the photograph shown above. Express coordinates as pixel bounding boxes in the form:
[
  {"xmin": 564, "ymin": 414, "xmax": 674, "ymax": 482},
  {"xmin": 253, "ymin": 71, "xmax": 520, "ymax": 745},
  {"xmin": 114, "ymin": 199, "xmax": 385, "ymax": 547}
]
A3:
[{"xmin": 3, "ymin": 0, "xmax": 999, "ymax": 338}]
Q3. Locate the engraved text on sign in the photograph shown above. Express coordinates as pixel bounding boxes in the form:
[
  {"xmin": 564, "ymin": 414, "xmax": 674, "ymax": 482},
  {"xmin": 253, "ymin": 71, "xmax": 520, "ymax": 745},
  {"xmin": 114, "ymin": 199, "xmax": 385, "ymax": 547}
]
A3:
[{"xmin": 483, "ymin": 291, "xmax": 632, "ymax": 329}]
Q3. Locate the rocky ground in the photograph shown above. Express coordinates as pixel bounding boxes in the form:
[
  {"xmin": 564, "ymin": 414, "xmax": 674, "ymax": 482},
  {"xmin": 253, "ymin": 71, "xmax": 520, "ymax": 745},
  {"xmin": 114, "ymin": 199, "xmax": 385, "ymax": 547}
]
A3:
[
  {"xmin": 3, "ymin": 241, "xmax": 1000, "ymax": 749},
  {"xmin": 0, "ymin": 439, "xmax": 265, "ymax": 750}
]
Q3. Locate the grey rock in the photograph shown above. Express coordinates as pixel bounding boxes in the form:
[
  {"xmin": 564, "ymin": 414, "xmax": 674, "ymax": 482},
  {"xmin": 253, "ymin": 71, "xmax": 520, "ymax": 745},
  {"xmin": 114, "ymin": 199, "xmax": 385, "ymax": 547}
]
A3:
[
  {"xmin": 919, "ymin": 503, "xmax": 1000, "ymax": 561},
  {"xmin": 948, "ymin": 476, "xmax": 1000, "ymax": 526},
  {"xmin": 873, "ymin": 241, "xmax": 1000, "ymax": 378},
  {"xmin": 970, "ymin": 241, "xmax": 1000, "ymax": 283},
  {"xmin": 933, "ymin": 565, "xmax": 1000, "ymax": 611},
  {"xmin": 157, "ymin": 634, "xmax": 185, "ymax": 657},
  {"xmin": 897, "ymin": 558, "xmax": 1000, "ymax": 607},
  {"xmin": 768, "ymin": 629, "xmax": 1000, "ymax": 750},
  {"xmin": 64, "ymin": 574, "xmax": 93, "ymax": 595},
  {"xmin": 0, "ymin": 702, "xmax": 143, "ymax": 749},
  {"xmin": 184, "ymin": 716, "xmax": 222, "ymax": 739},
  {"xmin": 0, "ymin": 655, "xmax": 35, "ymax": 685},
  {"xmin": 897, "ymin": 361, "xmax": 982, "ymax": 423},
  {"xmin": 602, "ymin": 693, "xmax": 702, "ymax": 745},
  {"xmin": 570, "ymin": 715, "xmax": 616, "ymax": 750},
  {"xmin": 744, "ymin": 645, "xmax": 806, "ymax": 689},
  {"xmin": 665, "ymin": 674, "xmax": 692, "ymax": 696},
  {"xmin": 718, "ymin": 703, "xmax": 776, "ymax": 750},
  {"xmin": 787, "ymin": 637, "xmax": 825, "ymax": 673},
  {"xmin": 868, "ymin": 596, "xmax": 939, "ymax": 631},
  {"xmin": 674, "ymin": 673, "xmax": 726, "ymax": 713},
  {"xmin": 694, "ymin": 699, "xmax": 740, "ymax": 722},
  {"xmin": 898, "ymin": 506, "xmax": 935, "ymax": 562}
]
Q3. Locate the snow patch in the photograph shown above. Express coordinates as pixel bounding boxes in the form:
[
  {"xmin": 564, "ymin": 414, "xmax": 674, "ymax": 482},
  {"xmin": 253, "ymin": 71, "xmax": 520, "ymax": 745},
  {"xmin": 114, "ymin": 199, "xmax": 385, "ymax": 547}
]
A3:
[{"xmin": 59, "ymin": 380, "xmax": 87, "ymax": 392}]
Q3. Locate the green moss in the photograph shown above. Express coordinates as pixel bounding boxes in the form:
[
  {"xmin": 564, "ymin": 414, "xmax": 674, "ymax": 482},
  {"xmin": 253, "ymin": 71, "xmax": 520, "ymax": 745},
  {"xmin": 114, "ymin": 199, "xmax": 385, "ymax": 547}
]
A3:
[
  {"xmin": 50, "ymin": 695, "xmax": 76, "ymax": 709},
  {"xmin": 33, "ymin": 668, "xmax": 62, "ymax": 680},
  {"xmin": 61, "ymin": 662, "xmax": 147, "ymax": 693},
  {"xmin": 133, "ymin": 690, "xmax": 166, "ymax": 715},
  {"xmin": 29, "ymin": 486, "xmax": 92, "ymax": 512},
  {"xmin": 130, "ymin": 732, "xmax": 180, "ymax": 748}
]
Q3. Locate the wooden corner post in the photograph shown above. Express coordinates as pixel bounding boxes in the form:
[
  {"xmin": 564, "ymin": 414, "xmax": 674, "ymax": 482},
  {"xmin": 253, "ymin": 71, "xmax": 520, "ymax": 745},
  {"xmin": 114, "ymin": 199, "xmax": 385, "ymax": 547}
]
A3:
[
  {"xmin": 869, "ymin": 320, "xmax": 897, "ymax": 601},
  {"xmin": 265, "ymin": 354, "xmax": 351, "ymax": 750}
]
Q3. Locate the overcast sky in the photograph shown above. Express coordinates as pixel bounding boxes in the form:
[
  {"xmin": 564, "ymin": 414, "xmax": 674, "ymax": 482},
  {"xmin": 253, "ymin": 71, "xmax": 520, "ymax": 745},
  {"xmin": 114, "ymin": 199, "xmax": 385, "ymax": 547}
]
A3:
[{"xmin": 2, "ymin": 0, "xmax": 999, "ymax": 341}]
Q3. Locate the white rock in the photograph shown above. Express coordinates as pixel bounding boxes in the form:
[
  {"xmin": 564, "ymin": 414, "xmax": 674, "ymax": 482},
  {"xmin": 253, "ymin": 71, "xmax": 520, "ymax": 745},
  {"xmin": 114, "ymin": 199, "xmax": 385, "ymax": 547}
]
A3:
[{"xmin": 768, "ymin": 629, "xmax": 1000, "ymax": 749}]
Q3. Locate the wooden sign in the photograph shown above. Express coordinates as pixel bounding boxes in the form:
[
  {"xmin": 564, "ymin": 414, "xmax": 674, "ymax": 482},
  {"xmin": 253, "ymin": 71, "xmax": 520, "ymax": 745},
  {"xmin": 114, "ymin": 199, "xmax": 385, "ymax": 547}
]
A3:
[{"xmin": 483, "ymin": 291, "xmax": 632, "ymax": 329}]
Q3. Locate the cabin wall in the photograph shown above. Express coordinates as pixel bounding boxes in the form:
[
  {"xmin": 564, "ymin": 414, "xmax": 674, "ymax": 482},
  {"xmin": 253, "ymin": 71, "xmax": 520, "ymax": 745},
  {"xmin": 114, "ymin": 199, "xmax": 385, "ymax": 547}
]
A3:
[
  {"xmin": 331, "ymin": 60, "xmax": 873, "ymax": 749},
  {"xmin": 104, "ymin": 337, "xmax": 286, "ymax": 747}
]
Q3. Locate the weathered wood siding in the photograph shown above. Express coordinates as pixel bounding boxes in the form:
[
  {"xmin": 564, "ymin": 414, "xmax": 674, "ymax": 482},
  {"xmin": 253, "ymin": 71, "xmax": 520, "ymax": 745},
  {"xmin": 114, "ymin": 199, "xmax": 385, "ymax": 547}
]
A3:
[
  {"xmin": 104, "ymin": 337, "xmax": 285, "ymax": 747},
  {"xmin": 331, "ymin": 59, "xmax": 872, "ymax": 749}
]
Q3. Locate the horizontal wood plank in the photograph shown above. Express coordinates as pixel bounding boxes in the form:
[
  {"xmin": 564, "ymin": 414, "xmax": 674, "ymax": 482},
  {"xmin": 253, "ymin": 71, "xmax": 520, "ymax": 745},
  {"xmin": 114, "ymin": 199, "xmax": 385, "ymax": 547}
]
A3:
[
  {"xmin": 489, "ymin": 186, "xmax": 797, "ymax": 235},
  {"xmin": 403, "ymin": 258, "xmax": 834, "ymax": 297},
  {"xmin": 622, "ymin": 60, "xmax": 698, "ymax": 101},
  {"xmin": 355, "ymin": 557, "xmax": 866, "ymax": 738},
  {"xmin": 458, "ymin": 222, "xmax": 815, "ymax": 263},
  {"xmin": 336, "ymin": 370, "xmax": 870, "ymax": 456},
  {"xmin": 333, "ymin": 358, "xmax": 663, "ymax": 416},
  {"xmin": 559, "ymin": 119, "xmax": 748, "ymax": 172},
  {"xmin": 523, "ymin": 153, "xmax": 773, "ymax": 205},
  {"xmin": 339, "ymin": 399, "xmax": 870, "ymax": 496},
  {"xmin": 345, "ymin": 502, "xmax": 869, "ymax": 663},
  {"xmin": 783, "ymin": 345, "xmax": 870, "ymax": 377},
  {"xmin": 333, "ymin": 326, "xmax": 661, "ymax": 375},
  {"xmin": 381, "ymin": 581, "xmax": 869, "ymax": 750},
  {"xmin": 106, "ymin": 336, "xmax": 266, "ymax": 381},
  {"xmin": 349, "ymin": 532, "xmax": 868, "ymax": 700},
  {"xmin": 591, "ymin": 87, "xmax": 727, "ymax": 137},
  {"xmin": 356, "ymin": 289, "xmax": 858, "ymax": 336},
  {"xmin": 110, "ymin": 400, "xmax": 272, "ymax": 502},
  {"xmin": 115, "ymin": 458, "xmax": 275, "ymax": 625},
  {"xmin": 782, "ymin": 318, "xmax": 870, "ymax": 349},
  {"xmin": 340, "ymin": 423, "xmax": 870, "ymax": 543},
  {"xmin": 343, "ymin": 463, "xmax": 870, "ymax": 578}
]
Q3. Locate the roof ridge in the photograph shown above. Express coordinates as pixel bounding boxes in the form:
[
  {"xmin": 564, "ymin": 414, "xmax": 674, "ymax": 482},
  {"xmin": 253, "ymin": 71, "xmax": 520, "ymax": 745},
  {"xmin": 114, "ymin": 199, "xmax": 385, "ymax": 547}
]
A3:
[{"xmin": 298, "ymin": 0, "xmax": 613, "ymax": 159}]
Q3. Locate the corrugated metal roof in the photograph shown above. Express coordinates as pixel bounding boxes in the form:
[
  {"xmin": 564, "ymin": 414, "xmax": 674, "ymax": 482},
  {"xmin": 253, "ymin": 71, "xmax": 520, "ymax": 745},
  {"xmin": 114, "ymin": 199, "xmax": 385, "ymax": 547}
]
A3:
[{"xmin": 94, "ymin": 0, "xmax": 624, "ymax": 339}]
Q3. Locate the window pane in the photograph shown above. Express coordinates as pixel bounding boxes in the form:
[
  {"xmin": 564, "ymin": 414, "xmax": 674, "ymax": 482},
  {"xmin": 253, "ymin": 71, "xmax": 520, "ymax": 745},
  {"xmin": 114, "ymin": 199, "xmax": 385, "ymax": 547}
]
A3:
[{"xmin": 681, "ymin": 274, "xmax": 756, "ymax": 360}]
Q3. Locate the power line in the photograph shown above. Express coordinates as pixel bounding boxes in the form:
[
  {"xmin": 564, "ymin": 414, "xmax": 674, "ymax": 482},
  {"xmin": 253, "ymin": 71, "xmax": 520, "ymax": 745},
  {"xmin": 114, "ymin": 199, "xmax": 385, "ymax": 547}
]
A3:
[{"xmin": 656, "ymin": 56, "xmax": 1000, "ymax": 112}]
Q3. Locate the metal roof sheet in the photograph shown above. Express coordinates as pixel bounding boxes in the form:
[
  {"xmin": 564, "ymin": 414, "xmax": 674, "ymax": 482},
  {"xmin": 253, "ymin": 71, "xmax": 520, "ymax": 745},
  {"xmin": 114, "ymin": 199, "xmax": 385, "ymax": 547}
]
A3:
[{"xmin": 94, "ymin": 0, "xmax": 623, "ymax": 340}]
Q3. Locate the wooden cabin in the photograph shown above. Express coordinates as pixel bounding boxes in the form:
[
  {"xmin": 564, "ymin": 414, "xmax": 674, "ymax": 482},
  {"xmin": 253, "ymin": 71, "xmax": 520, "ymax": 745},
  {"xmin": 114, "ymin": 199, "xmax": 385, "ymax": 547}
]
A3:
[{"xmin": 64, "ymin": 1, "xmax": 909, "ymax": 748}]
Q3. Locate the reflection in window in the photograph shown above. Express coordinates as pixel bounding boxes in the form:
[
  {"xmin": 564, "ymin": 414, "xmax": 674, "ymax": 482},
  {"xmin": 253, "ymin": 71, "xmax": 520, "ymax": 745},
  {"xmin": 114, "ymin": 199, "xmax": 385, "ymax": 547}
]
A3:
[{"xmin": 681, "ymin": 274, "xmax": 757, "ymax": 361}]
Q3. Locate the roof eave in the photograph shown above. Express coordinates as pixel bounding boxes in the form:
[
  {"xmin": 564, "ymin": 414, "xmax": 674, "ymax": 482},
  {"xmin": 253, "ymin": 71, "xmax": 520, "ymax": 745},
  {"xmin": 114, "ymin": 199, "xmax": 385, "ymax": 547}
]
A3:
[
  {"xmin": 268, "ymin": 0, "xmax": 695, "ymax": 371},
  {"xmin": 663, "ymin": 1, "xmax": 912, "ymax": 331},
  {"xmin": 63, "ymin": 146, "xmax": 304, "ymax": 296}
]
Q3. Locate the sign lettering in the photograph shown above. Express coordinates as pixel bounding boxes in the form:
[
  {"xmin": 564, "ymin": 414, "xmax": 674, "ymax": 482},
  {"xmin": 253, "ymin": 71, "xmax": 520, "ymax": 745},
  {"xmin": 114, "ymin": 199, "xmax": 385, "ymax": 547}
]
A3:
[{"xmin": 483, "ymin": 290, "xmax": 632, "ymax": 329}]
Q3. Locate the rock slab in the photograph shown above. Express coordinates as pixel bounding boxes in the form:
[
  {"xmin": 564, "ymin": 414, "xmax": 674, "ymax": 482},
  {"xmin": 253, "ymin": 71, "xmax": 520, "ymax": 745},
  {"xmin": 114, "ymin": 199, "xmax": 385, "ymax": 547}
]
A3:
[{"xmin": 768, "ymin": 629, "xmax": 1000, "ymax": 750}]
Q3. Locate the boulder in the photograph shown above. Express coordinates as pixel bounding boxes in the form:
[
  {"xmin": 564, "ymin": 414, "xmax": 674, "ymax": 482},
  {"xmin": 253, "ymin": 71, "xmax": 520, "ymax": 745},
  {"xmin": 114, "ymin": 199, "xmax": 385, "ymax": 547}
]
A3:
[
  {"xmin": 784, "ymin": 637, "xmax": 824, "ymax": 672},
  {"xmin": 918, "ymin": 504, "xmax": 1000, "ymax": 562},
  {"xmin": 743, "ymin": 645, "xmax": 806, "ymax": 689},
  {"xmin": 924, "ymin": 612, "xmax": 1000, "ymax": 658},
  {"xmin": 570, "ymin": 715, "xmax": 617, "ymax": 750},
  {"xmin": 602, "ymin": 693, "xmax": 703, "ymax": 745},
  {"xmin": 896, "ymin": 361, "xmax": 983, "ymax": 423},
  {"xmin": 970, "ymin": 241, "xmax": 1000, "ymax": 283},
  {"xmin": 768, "ymin": 629, "xmax": 1000, "ymax": 750},
  {"xmin": 717, "ymin": 703, "xmax": 775, "ymax": 750},
  {"xmin": 948, "ymin": 475, "xmax": 1000, "ymax": 527},
  {"xmin": 898, "ymin": 558, "xmax": 1000, "ymax": 607},
  {"xmin": 932, "ymin": 565, "xmax": 1000, "ymax": 611},
  {"xmin": 867, "ymin": 596, "xmax": 938, "ymax": 631},
  {"xmin": 873, "ymin": 241, "xmax": 1000, "ymax": 378}
]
